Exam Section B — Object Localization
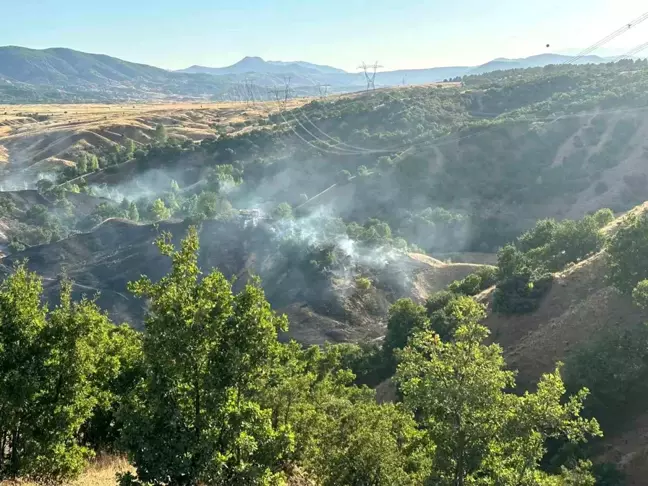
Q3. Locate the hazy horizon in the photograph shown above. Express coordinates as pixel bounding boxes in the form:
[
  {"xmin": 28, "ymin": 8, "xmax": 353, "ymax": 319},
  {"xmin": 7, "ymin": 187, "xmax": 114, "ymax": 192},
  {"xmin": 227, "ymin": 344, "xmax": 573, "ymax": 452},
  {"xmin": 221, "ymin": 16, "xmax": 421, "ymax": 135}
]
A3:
[{"xmin": 2, "ymin": 0, "xmax": 648, "ymax": 71}]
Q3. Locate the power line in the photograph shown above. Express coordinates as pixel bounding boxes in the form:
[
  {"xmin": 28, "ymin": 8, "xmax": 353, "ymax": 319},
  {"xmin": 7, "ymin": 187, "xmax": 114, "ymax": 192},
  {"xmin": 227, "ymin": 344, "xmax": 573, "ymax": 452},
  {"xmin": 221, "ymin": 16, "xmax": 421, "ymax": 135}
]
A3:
[
  {"xmin": 563, "ymin": 10, "xmax": 648, "ymax": 64},
  {"xmin": 614, "ymin": 40, "xmax": 648, "ymax": 61}
]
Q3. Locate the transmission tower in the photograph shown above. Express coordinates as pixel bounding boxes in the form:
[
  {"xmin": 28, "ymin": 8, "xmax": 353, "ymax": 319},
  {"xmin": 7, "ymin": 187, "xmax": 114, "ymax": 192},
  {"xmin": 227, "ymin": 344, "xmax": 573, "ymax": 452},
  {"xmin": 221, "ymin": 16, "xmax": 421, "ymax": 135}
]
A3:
[
  {"xmin": 318, "ymin": 83, "xmax": 331, "ymax": 98},
  {"xmin": 283, "ymin": 76, "xmax": 293, "ymax": 105},
  {"xmin": 358, "ymin": 61, "xmax": 383, "ymax": 91},
  {"xmin": 269, "ymin": 77, "xmax": 293, "ymax": 109},
  {"xmin": 243, "ymin": 79, "xmax": 260, "ymax": 106}
]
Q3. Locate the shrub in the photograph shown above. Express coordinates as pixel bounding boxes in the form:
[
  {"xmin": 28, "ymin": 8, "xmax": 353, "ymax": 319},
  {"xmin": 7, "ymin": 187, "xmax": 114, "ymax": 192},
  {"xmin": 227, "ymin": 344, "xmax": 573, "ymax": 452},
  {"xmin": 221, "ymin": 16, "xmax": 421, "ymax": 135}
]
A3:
[
  {"xmin": 355, "ymin": 276, "xmax": 372, "ymax": 291},
  {"xmin": 271, "ymin": 202, "xmax": 293, "ymax": 221},
  {"xmin": 492, "ymin": 272, "xmax": 553, "ymax": 314},
  {"xmin": 448, "ymin": 266, "xmax": 497, "ymax": 296},
  {"xmin": 607, "ymin": 213, "xmax": 648, "ymax": 293}
]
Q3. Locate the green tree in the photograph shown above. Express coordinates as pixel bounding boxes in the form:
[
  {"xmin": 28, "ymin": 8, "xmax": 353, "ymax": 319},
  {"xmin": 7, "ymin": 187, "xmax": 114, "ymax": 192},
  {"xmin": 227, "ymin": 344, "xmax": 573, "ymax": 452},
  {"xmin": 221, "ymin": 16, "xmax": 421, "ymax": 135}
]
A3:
[
  {"xmin": 76, "ymin": 153, "xmax": 88, "ymax": 174},
  {"xmin": 448, "ymin": 266, "xmax": 497, "ymax": 296},
  {"xmin": 307, "ymin": 400, "xmax": 432, "ymax": 486},
  {"xmin": 271, "ymin": 202, "xmax": 293, "ymax": 221},
  {"xmin": 124, "ymin": 139, "xmax": 136, "ymax": 158},
  {"xmin": 607, "ymin": 212, "xmax": 648, "ymax": 293},
  {"xmin": 195, "ymin": 191, "xmax": 233, "ymax": 220},
  {"xmin": 150, "ymin": 198, "xmax": 171, "ymax": 221},
  {"xmin": 0, "ymin": 266, "xmax": 118, "ymax": 483},
  {"xmin": 25, "ymin": 204, "xmax": 50, "ymax": 226},
  {"xmin": 260, "ymin": 342, "xmax": 432, "ymax": 486},
  {"xmin": 36, "ymin": 179, "xmax": 55, "ymax": 195},
  {"xmin": 88, "ymin": 154, "xmax": 100, "ymax": 172},
  {"xmin": 31, "ymin": 282, "xmax": 116, "ymax": 481},
  {"xmin": 396, "ymin": 322, "xmax": 601, "ymax": 485},
  {"xmin": 0, "ymin": 265, "xmax": 48, "ymax": 480},
  {"xmin": 633, "ymin": 279, "xmax": 648, "ymax": 309},
  {"xmin": 154, "ymin": 124, "xmax": 167, "ymax": 144},
  {"xmin": 383, "ymin": 299, "xmax": 429, "ymax": 370},
  {"xmin": 120, "ymin": 228, "xmax": 291, "ymax": 485},
  {"xmin": 0, "ymin": 196, "xmax": 16, "ymax": 218},
  {"xmin": 428, "ymin": 294, "xmax": 486, "ymax": 341},
  {"xmin": 127, "ymin": 202, "xmax": 140, "ymax": 222}
]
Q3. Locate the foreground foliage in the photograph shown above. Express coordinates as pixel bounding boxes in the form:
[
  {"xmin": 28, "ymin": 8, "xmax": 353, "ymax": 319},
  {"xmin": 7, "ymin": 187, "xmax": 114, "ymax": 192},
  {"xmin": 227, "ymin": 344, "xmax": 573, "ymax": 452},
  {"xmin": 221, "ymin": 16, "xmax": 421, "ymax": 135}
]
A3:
[
  {"xmin": 397, "ymin": 323, "xmax": 601, "ymax": 485},
  {"xmin": 120, "ymin": 227, "xmax": 291, "ymax": 485},
  {"xmin": 0, "ymin": 266, "xmax": 138, "ymax": 482},
  {"xmin": 0, "ymin": 228, "xmax": 608, "ymax": 485}
]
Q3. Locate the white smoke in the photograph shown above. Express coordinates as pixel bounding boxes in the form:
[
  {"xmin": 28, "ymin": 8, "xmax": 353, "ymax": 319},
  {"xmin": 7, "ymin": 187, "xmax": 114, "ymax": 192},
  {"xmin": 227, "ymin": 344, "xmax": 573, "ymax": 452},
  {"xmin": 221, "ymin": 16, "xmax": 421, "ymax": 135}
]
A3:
[{"xmin": 268, "ymin": 205, "xmax": 401, "ymax": 283}]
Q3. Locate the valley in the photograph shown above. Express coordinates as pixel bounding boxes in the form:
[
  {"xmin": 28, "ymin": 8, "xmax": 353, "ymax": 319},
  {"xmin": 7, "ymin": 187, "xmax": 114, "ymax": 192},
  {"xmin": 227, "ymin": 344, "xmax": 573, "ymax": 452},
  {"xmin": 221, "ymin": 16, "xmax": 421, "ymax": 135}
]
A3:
[{"xmin": 3, "ymin": 54, "xmax": 648, "ymax": 485}]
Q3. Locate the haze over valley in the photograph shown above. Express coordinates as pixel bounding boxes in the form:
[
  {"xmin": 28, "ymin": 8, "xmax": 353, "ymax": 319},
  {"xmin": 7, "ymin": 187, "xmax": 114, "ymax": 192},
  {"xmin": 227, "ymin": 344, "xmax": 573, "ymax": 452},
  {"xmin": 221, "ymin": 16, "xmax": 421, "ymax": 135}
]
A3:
[{"xmin": 4, "ymin": 3, "xmax": 648, "ymax": 485}]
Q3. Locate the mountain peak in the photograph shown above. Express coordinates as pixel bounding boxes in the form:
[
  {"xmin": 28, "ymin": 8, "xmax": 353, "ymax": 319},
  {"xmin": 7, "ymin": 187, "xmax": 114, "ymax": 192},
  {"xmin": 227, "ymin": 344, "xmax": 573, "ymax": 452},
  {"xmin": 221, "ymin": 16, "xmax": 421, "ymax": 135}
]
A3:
[{"xmin": 234, "ymin": 56, "xmax": 267, "ymax": 67}]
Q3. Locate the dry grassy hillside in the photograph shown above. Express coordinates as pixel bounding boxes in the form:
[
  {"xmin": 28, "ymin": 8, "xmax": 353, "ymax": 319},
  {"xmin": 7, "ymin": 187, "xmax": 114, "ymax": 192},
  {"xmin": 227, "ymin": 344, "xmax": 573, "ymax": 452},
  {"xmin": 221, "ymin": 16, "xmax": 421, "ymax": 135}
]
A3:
[
  {"xmin": 479, "ymin": 204, "xmax": 648, "ymax": 384},
  {"xmin": 0, "ymin": 100, "xmax": 306, "ymax": 178},
  {"xmin": 475, "ymin": 204, "xmax": 648, "ymax": 483},
  {"xmin": 479, "ymin": 253, "xmax": 642, "ymax": 384}
]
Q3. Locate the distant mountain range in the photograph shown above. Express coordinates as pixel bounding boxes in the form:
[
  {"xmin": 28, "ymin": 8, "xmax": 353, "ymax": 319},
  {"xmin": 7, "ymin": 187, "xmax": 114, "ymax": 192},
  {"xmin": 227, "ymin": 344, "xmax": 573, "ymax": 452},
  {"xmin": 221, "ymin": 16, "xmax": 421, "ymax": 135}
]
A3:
[
  {"xmin": 178, "ymin": 56, "xmax": 347, "ymax": 76},
  {"xmin": 175, "ymin": 53, "xmax": 630, "ymax": 89},
  {"xmin": 0, "ymin": 46, "xmax": 635, "ymax": 103}
]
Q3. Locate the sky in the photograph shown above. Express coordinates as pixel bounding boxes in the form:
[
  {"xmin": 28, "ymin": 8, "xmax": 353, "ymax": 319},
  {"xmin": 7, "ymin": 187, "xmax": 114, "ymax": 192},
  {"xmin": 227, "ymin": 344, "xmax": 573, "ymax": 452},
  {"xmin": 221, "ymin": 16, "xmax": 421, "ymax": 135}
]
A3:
[{"xmin": 2, "ymin": 0, "xmax": 648, "ymax": 71}]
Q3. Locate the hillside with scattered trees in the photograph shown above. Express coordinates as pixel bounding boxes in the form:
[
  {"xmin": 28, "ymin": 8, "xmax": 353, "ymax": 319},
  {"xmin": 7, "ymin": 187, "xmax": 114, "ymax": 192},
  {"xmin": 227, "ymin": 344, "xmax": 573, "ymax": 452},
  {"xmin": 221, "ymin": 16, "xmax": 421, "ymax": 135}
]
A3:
[{"xmin": 3, "ymin": 59, "xmax": 648, "ymax": 483}]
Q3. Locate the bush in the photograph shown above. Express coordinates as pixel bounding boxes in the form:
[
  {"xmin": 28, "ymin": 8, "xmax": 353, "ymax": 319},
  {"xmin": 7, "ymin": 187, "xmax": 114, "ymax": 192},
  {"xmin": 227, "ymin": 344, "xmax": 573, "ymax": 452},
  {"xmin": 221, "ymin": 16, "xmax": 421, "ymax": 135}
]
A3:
[
  {"xmin": 0, "ymin": 267, "xmax": 133, "ymax": 483},
  {"xmin": 492, "ymin": 272, "xmax": 553, "ymax": 314},
  {"xmin": 564, "ymin": 320, "xmax": 648, "ymax": 427},
  {"xmin": 518, "ymin": 211, "xmax": 610, "ymax": 272},
  {"xmin": 428, "ymin": 295, "xmax": 486, "ymax": 341},
  {"xmin": 448, "ymin": 266, "xmax": 497, "ymax": 296},
  {"xmin": 271, "ymin": 202, "xmax": 293, "ymax": 221},
  {"xmin": 355, "ymin": 276, "xmax": 372, "ymax": 291},
  {"xmin": 607, "ymin": 213, "xmax": 648, "ymax": 293}
]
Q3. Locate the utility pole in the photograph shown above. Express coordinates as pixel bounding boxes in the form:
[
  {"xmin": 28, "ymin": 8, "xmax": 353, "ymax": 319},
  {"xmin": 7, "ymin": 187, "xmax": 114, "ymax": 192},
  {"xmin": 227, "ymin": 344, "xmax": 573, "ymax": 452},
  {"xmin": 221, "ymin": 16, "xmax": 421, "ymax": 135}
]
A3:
[{"xmin": 358, "ymin": 61, "xmax": 383, "ymax": 91}]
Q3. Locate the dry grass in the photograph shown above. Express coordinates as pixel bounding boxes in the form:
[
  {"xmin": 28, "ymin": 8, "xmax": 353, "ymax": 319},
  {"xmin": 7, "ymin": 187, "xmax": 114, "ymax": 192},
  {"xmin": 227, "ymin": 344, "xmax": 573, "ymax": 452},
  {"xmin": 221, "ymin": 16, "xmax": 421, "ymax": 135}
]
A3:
[
  {"xmin": 0, "ymin": 99, "xmax": 310, "ymax": 174},
  {"xmin": 0, "ymin": 455, "xmax": 132, "ymax": 486},
  {"xmin": 70, "ymin": 456, "xmax": 132, "ymax": 486},
  {"xmin": 0, "ymin": 100, "xmax": 308, "ymax": 133}
]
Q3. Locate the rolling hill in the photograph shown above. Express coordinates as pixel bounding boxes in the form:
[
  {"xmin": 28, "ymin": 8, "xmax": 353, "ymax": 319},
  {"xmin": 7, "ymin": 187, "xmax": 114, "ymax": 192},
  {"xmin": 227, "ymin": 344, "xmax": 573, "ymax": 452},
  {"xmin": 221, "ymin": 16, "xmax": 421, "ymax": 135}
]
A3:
[
  {"xmin": 0, "ymin": 46, "xmax": 254, "ymax": 102},
  {"xmin": 0, "ymin": 46, "xmax": 631, "ymax": 103}
]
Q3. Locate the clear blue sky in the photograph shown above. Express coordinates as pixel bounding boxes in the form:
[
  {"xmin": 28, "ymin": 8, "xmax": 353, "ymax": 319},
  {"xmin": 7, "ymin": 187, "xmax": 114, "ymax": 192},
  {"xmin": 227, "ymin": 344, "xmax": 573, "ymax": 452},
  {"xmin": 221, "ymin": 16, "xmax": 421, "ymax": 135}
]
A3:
[{"xmin": 2, "ymin": 0, "xmax": 647, "ymax": 71}]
